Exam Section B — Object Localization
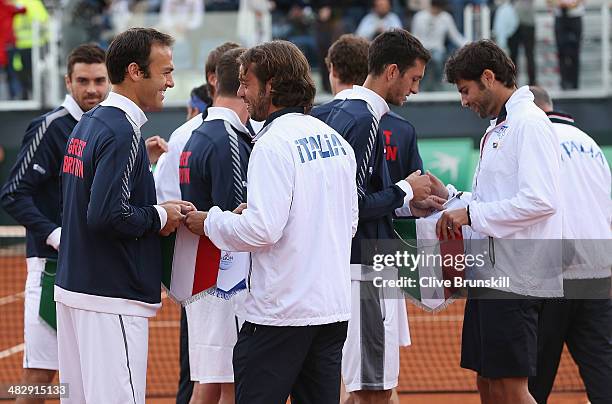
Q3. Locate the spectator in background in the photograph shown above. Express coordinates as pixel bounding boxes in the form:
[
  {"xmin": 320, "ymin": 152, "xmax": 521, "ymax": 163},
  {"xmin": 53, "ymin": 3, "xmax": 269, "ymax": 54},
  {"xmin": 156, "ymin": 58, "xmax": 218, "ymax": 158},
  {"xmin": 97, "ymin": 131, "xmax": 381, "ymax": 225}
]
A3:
[
  {"xmin": 160, "ymin": 0, "xmax": 204, "ymax": 68},
  {"xmin": 356, "ymin": 0, "xmax": 403, "ymax": 40},
  {"xmin": 492, "ymin": 0, "xmax": 519, "ymax": 52},
  {"xmin": 12, "ymin": 0, "xmax": 48, "ymax": 100},
  {"xmin": 508, "ymin": 0, "xmax": 536, "ymax": 85},
  {"xmin": 551, "ymin": 0, "xmax": 584, "ymax": 89},
  {"xmin": 0, "ymin": 0, "xmax": 25, "ymax": 99},
  {"xmin": 237, "ymin": 0, "xmax": 273, "ymax": 47},
  {"xmin": 411, "ymin": 0, "xmax": 466, "ymax": 91},
  {"xmin": 311, "ymin": 0, "xmax": 346, "ymax": 92},
  {"xmin": 341, "ymin": 0, "xmax": 369, "ymax": 33}
]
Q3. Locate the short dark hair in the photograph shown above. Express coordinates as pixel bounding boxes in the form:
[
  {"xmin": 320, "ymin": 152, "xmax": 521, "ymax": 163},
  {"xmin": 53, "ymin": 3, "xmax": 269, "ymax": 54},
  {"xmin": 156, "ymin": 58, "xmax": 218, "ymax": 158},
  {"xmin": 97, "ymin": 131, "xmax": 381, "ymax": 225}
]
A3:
[
  {"xmin": 106, "ymin": 28, "xmax": 174, "ymax": 84},
  {"xmin": 445, "ymin": 40, "xmax": 517, "ymax": 88},
  {"xmin": 191, "ymin": 84, "xmax": 212, "ymax": 105},
  {"xmin": 368, "ymin": 29, "xmax": 431, "ymax": 76},
  {"xmin": 529, "ymin": 85, "xmax": 553, "ymax": 110},
  {"xmin": 216, "ymin": 48, "xmax": 245, "ymax": 97},
  {"xmin": 238, "ymin": 40, "xmax": 316, "ymax": 112},
  {"xmin": 205, "ymin": 42, "xmax": 241, "ymax": 79},
  {"xmin": 67, "ymin": 44, "xmax": 106, "ymax": 78},
  {"xmin": 326, "ymin": 34, "xmax": 369, "ymax": 86}
]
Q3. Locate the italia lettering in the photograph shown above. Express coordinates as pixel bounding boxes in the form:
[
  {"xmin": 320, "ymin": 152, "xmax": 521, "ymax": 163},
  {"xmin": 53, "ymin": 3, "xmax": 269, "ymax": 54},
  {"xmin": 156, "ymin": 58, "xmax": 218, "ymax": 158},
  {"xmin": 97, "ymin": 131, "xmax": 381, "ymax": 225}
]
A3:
[
  {"xmin": 295, "ymin": 133, "xmax": 347, "ymax": 163},
  {"xmin": 560, "ymin": 140, "xmax": 606, "ymax": 165}
]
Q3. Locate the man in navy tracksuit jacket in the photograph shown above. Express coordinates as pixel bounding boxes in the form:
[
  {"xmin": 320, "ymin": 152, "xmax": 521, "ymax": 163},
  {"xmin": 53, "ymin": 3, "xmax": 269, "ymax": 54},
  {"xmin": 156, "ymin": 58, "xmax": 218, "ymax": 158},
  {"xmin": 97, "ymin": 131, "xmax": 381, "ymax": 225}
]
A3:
[
  {"xmin": 311, "ymin": 35, "xmax": 424, "ymax": 185},
  {"xmin": 322, "ymin": 30, "xmax": 440, "ymax": 401},
  {"xmin": 180, "ymin": 109, "xmax": 252, "ymax": 213},
  {"xmin": 314, "ymin": 101, "xmax": 422, "ymax": 184},
  {"xmin": 54, "ymin": 29, "xmax": 189, "ymax": 404},
  {"xmin": 0, "ymin": 44, "xmax": 109, "ymax": 386},
  {"xmin": 179, "ymin": 47, "xmax": 253, "ymax": 403}
]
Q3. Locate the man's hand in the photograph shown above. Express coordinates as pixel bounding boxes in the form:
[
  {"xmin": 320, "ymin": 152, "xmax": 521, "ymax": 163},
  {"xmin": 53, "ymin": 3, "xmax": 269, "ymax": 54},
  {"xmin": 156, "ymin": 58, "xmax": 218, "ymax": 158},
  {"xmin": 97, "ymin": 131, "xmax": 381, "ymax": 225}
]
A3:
[
  {"xmin": 145, "ymin": 136, "xmax": 168, "ymax": 164},
  {"xmin": 436, "ymin": 208, "xmax": 469, "ymax": 240},
  {"xmin": 185, "ymin": 211, "xmax": 208, "ymax": 236},
  {"xmin": 409, "ymin": 195, "xmax": 447, "ymax": 217},
  {"xmin": 426, "ymin": 171, "xmax": 449, "ymax": 200},
  {"xmin": 233, "ymin": 203, "xmax": 247, "ymax": 214},
  {"xmin": 406, "ymin": 170, "xmax": 431, "ymax": 202},
  {"xmin": 160, "ymin": 201, "xmax": 189, "ymax": 236},
  {"xmin": 162, "ymin": 200, "xmax": 196, "ymax": 215}
]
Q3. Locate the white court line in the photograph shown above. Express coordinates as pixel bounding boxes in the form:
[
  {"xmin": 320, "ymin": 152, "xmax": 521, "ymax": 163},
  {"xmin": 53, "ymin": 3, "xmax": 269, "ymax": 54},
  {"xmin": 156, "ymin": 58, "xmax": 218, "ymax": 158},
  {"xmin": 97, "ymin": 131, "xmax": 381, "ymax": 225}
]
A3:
[
  {"xmin": 0, "ymin": 343, "xmax": 24, "ymax": 359},
  {"xmin": 0, "ymin": 291, "xmax": 24, "ymax": 306}
]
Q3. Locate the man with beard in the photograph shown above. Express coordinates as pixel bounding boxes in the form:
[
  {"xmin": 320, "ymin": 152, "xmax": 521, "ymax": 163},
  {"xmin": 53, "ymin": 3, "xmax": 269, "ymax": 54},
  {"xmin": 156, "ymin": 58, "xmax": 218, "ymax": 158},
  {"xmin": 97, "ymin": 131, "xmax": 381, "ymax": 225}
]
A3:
[
  {"xmin": 0, "ymin": 44, "xmax": 109, "ymax": 404},
  {"xmin": 438, "ymin": 40, "xmax": 562, "ymax": 404},
  {"xmin": 179, "ymin": 47, "xmax": 253, "ymax": 404},
  {"xmin": 323, "ymin": 29, "xmax": 443, "ymax": 404},
  {"xmin": 189, "ymin": 40, "xmax": 357, "ymax": 404},
  {"xmin": 55, "ymin": 28, "xmax": 191, "ymax": 403}
]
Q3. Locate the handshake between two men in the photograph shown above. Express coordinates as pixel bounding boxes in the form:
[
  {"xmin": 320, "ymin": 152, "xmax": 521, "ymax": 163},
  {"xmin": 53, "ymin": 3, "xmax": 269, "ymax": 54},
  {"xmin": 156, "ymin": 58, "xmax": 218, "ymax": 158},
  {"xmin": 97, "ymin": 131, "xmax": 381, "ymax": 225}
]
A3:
[{"xmin": 157, "ymin": 201, "xmax": 247, "ymax": 237}]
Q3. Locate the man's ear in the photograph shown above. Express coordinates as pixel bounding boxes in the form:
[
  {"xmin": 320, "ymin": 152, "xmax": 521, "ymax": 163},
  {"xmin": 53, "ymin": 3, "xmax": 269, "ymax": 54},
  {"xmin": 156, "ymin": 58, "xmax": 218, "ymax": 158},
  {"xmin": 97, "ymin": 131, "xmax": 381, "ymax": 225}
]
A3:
[
  {"xmin": 481, "ymin": 69, "xmax": 496, "ymax": 88},
  {"xmin": 64, "ymin": 74, "xmax": 71, "ymax": 94},
  {"xmin": 126, "ymin": 62, "xmax": 143, "ymax": 82},
  {"xmin": 265, "ymin": 79, "xmax": 272, "ymax": 95},
  {"xmin": 386, "ymin": 63, "xmax": 399, "ymax": 81}
]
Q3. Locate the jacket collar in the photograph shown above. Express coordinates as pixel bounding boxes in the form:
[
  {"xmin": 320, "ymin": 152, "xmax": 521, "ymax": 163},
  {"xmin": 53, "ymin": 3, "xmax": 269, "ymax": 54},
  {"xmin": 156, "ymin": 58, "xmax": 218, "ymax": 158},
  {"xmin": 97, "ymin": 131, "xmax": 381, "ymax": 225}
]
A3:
[
  {"xmin": 61, "ymin": 94, "xmax": 85, "ymax": 121},
  {"xmin": 488, "ymin": 85, "xmax": 532, "ymax": 128},
  {"xmin": 204, "ymin": 107, "xmax": 250, "ymax": 134},
  {"xmin": 333, "ymin": 88, "xmax": 353, "ymax": 101},
  {"xmin": 347, "ymin": 85, "xmax": 390, "ymax": 121},
  {"xmin": 100, "ymin": 91, "xmax": 148, "ymax": 128},
  {"xmin": 546, "ymin": 110, "xmax": 575, "ymax": 126},
  {"xmin": 253, "ymin": 107, "xmax": 305, "ymax": 142}
]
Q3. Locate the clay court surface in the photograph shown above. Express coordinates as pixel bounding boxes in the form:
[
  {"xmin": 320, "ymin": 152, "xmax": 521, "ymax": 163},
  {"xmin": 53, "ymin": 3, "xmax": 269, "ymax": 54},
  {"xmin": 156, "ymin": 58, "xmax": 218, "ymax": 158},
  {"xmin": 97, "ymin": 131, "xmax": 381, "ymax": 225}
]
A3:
[{"xmin": 0, "ymin": 244, "xmax": 588, "ymax": 403}]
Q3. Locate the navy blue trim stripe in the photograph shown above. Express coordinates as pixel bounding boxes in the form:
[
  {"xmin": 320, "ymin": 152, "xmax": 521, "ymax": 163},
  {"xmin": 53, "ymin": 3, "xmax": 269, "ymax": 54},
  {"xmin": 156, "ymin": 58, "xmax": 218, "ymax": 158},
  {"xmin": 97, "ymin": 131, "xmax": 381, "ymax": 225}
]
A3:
[
  {"xmin": 121, "ymin": 113, "xmax": 142, "ymax": 217},
  {"xmin": 119, "ymin": 315, "xmax": 137, "ymax": 404}
]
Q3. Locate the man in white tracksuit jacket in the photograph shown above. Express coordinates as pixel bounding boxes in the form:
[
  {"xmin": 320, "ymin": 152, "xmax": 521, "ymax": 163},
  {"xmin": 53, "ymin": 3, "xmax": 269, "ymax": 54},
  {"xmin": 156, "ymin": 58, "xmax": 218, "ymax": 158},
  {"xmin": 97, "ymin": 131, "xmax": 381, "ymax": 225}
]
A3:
[
  {"xmin": 439, "ymin": 40, "xmax": 563, "ymax": 404},
  {"xmin": 185, "ymin": 40, "xmax": 358, "ymax": 404},
  {"xmin": 527, "ymin": 86, "xmax": 612, "ymax": 404}
]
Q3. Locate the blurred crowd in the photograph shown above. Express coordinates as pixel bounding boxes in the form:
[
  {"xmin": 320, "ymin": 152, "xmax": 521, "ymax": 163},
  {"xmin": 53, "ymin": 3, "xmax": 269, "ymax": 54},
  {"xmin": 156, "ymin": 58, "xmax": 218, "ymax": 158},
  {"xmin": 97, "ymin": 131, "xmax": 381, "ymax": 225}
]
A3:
[{"xmin": 0, "ymin": 0, "xmax": 592, "ymax": 100}]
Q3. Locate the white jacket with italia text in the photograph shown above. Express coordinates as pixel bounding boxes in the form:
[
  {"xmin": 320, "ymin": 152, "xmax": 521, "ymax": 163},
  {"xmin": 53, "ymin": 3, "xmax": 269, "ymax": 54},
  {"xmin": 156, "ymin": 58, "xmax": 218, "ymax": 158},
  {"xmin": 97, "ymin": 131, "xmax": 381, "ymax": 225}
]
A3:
[
  {"xmin": 205, "ymin": 110, "xmax": 358, "ymax": 326},
  {"xmin": 467, "ymin": 86, "xmax": 563, "ymax": 297}
]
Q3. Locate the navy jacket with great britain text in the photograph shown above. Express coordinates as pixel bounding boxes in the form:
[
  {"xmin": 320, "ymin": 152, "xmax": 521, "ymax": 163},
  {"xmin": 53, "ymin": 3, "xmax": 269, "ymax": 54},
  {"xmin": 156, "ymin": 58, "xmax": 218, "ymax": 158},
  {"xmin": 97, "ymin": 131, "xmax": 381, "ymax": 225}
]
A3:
[{"xmin": 55, "ymin": 92, "xmax": 165, "ymax": 317}]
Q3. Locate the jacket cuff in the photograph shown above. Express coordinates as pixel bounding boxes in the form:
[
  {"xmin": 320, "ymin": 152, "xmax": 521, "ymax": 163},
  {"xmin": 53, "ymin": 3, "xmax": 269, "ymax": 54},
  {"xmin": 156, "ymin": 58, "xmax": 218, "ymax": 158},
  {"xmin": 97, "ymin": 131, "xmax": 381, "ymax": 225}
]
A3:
[
  {"xmin": 395, "ymin": 180, "xmax": 413, "ymax": 206},
  {"xmin": 46, "ymin": 227, "xmax": 61, "ymax": 251},
  {"xmin": 153, "ymin": 205, "xmax": 168, "ymax": 231},
  {"xmin": 467, "ymin": 201, "xmax": 485, "ymax": 234},
  {"xmin": 203, "ymin": 206, "xmax": 223, "ymax": 237}
]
